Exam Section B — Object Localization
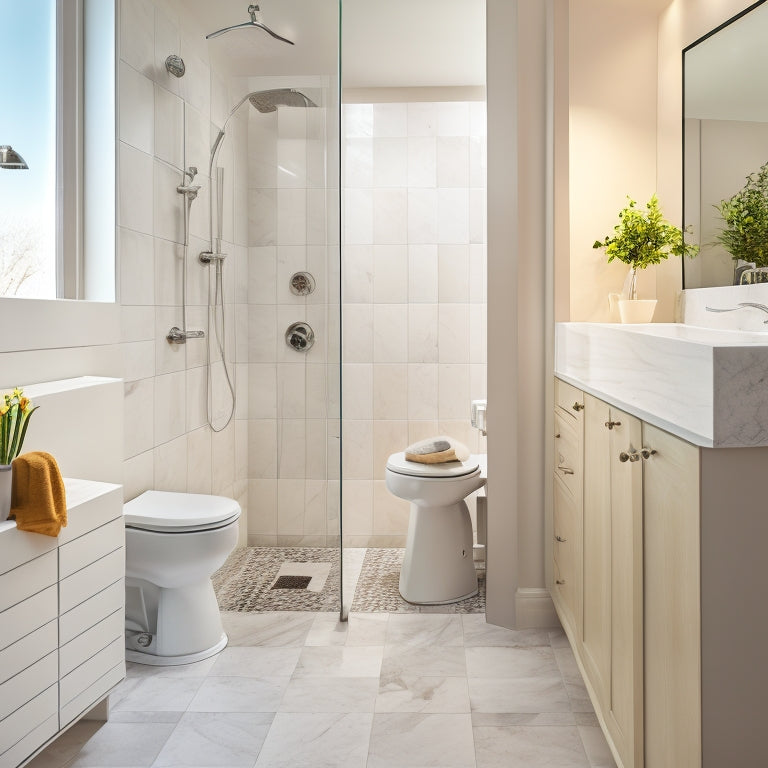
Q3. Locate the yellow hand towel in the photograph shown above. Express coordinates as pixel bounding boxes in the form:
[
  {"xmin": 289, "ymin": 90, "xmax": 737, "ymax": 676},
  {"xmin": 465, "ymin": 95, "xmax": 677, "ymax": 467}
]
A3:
[
  {"xmin": 10, "ymin": 452, "xmax": 67, "ymax": 537},
  {"xmin": 404, "ymin": 436, "xmax": 470, "ymax": 464}
]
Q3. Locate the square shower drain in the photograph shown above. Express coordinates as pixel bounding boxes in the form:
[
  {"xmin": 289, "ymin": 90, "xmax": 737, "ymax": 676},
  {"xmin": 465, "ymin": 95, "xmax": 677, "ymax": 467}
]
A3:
[{"xmin": 271, "ymin": 575, "xmax": 313, "ymax": 590}]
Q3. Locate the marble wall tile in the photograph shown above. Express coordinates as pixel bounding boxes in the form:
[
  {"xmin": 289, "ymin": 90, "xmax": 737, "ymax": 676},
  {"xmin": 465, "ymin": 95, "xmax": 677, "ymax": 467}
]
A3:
[
  {"xmin": 119, "ymin": 62, "xmax": 154, "ymax": 156},
  {"xmin": 154, "ymin": 84, "xmax": 184, "ymax": 170},
  {"xmin": 373, "ymin": 189, "xmax": 408, "ymax": 245},
  {"xmin": 373, "ymin": 138, "xmax": 407, "ymax": 188},
  {"xmin": 408, "ymin": 137, "xmax": 437, "ymax": 188},
  {"xmin": 373, "ymin": 245, "xmax": 408, "ymax": 303},
  {"xmin": 119, "ymin": 143, "xmax": 154, "ymax": 235},
  {"xmin": 119, "ymin": 0, "xmax": 154, "ymax": 77},
  {"xmin": 373, "ymin": 104, "xmax": 408, "ymax": 137}
]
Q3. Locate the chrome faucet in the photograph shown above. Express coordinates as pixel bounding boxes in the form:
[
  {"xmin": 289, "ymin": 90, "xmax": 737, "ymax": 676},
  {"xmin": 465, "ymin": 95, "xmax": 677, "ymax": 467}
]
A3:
[{"xmin": 705, "ymin": 302, "xmax": 768, "ymax": 323}]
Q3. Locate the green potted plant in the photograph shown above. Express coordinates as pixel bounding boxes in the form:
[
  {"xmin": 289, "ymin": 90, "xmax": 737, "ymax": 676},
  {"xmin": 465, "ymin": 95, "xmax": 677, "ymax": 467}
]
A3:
[
  {"xmin": 715, "ymin": 161, "xmax": 768, "ymax": 283},
  {"xmin": 0, "ymin": 388, "xmax": 38, "ymax": 522},
  {"xmin": 593, "ymin": 194, "xmax": 699, "ymax": 323}
]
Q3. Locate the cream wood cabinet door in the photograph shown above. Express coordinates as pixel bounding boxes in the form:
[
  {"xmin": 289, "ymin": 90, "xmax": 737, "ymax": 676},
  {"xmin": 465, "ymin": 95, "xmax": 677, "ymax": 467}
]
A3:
[
  {"xmin": 642, "ymin": 423, "xmax": 701, "ymax": 768},
  {"xmin": 582, "ymin": 395, "xmax": 643, "ymax": 768}
]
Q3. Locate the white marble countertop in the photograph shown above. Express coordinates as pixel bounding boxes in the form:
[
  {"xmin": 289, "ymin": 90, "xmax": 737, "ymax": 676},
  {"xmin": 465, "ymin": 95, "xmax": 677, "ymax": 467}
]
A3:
[{"xmin": 555, "ymin": 322, "xmax": 768, "ymax": 448}]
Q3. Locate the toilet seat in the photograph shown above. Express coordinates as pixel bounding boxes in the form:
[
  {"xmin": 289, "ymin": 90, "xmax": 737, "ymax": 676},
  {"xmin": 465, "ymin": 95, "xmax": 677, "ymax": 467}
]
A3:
[
  {"xmin": 124, "ymin": 490, "xmax": 241, "ymax": 533},
  {"xmin": 386, "ymin": 451, "xmax": 480, "ymax": 478}
]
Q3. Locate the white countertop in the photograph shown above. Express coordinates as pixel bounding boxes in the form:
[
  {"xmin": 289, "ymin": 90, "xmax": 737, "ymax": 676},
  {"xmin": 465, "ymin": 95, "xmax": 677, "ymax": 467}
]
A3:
[{"xmin": 555, "ymin": 322, "xmax": 768, "ymax": 448}]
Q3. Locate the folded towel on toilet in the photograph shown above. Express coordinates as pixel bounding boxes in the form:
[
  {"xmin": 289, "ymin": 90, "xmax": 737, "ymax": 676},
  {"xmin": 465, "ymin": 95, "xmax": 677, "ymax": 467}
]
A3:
[
  {"xmin": 10, "ymin": 451, "xmax": 67, "ymax": 537},
  {"xmin": 404, "ymin": 436, "xmax": 470, "ymax": 464}
]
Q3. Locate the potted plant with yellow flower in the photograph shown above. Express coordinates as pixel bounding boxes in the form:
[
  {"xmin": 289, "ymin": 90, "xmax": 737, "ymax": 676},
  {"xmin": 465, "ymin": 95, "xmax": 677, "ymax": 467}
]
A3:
[
  {"xmin": 0, "ymin": 388, "xmax": 38, "ymax": 522},
  {"xmin": 593, "ymin": 194, "xmax": 699, "ymax": 323}
]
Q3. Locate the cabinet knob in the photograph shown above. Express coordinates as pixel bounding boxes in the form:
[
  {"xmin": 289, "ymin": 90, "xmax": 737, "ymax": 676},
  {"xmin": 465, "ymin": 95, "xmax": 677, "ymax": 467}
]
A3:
[
  {"xmin": 557, "ymin": 465, "xmax": 575, "ymax": 475},
  {"xmin": 604, "ymin": 420, "xmax": 622, "ymax": 430},
  {"xmin": 641, "ymin": 448, "xmax": 657, "ymax": 460},
  {"xmin": 572, "ymin": 402, "xmax": 584, "ymax": 412},
  {"xmin": 555, "ymin": 579, "xmax": 566, "ymax": 585},
  {"xmin": 555, "ymin": 535, "xmax": 567, "ymax": 543},
  {"xmin": 619, "ymin": 450, "xmax": 640, "ymax": 463},
  {"xmin": 554, "ymin": 432, "xmax": 561, "ymax": 439}
]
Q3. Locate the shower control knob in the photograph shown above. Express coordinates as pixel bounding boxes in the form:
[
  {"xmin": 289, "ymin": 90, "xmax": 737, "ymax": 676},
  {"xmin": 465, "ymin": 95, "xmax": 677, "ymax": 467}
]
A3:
[{"xmin": 285, "ymin": 322, "xmax": 315, "ymax": 352}]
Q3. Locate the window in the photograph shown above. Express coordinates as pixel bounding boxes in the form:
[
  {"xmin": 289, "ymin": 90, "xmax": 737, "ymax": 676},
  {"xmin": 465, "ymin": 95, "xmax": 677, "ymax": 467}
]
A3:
[{"xmin": 0, "ymin": 0, "xmax": 114, "ymax": 301}]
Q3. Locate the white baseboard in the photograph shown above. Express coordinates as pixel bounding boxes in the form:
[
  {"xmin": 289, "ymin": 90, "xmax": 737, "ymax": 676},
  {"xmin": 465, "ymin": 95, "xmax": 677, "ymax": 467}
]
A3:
[{"xmin": 514, "ymin": 587, "xmax": 561, "ymax": 629}]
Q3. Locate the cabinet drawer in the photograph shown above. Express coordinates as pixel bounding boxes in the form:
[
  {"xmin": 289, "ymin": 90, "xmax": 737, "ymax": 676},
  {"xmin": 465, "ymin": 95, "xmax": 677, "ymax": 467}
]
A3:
[
  {"xmin": 0, "ymin": 684, "xmax": 57, "ymax": 755},
  {"xmin": 60, "ymin": 580, "xmax": 124, "ymax": 645},
  {"xmin": 0, "ymin": 712, "xmax": 57, "ymax": 768},
  {"xmin": 58, "ymin": 483, "xmax": 122, "ymax": 545},
  {"xmin": 60, "ymin": 661, "xmax": 124, "ymax": 729},
  {"xmin": 60, "ymin": 609, "xmax": 123, "ymax": 677},
  {"xmin": 0, "ymin": 585, "xmax": 57, "ymax": 653},
  {"xmin": 555, "ymin": 378, "xmax": 584, "ymax": 421},
  {"xmin": 60, "ymin": 636, "xmax": 124, "ymax": 709},
  {"xmin": 59, "ymin": 518, "xmax": 124, "ymax": 579},
  {"xmin": 0, "ymin": 551, "xmax": 57, "ymax": 614},
  {"xmin": 60, "ymin": 548, "xmax": 125, "ymax": 614},
  {"xmin": 553, "ymin": 476, "xmax": 577, "ymax": 621},
  {"xmin": 0, "ymin": 530, "xmax": 56, "ymax": 578},
  {"xmin": 0, "ymin": 620, "xmax": 57, "ymax": 686},
  {"xmin": 0, "ymin": 650, "xmax": 57, "ymax": 721},
  {"xmin": 554, "ymin": 413, "xmax": 581, "ymax": 495}
]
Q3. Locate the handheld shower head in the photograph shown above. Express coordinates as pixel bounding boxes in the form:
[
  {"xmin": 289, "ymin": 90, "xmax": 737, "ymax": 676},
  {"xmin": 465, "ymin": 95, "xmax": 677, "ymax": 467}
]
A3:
[{"xmin": 248, "ymin": 88, "xmax": 318, "ymax": 113}]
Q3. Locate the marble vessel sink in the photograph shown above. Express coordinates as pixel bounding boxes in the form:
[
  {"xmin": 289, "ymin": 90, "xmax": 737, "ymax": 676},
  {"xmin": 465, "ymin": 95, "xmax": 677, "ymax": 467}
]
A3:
[{"xmin": 555, "ymin": 322, "xmax": 768, "ymax": 447}]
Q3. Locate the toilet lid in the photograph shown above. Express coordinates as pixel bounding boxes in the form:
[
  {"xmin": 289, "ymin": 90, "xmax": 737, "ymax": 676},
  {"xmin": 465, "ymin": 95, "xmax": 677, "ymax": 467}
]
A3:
[
  {"xmin": 386, "ymin": 452, "xmax": 480, "ymax": 478},
  {"xmin": 124, "ymin": 490, "xmax": 241, "ymax": 533}
]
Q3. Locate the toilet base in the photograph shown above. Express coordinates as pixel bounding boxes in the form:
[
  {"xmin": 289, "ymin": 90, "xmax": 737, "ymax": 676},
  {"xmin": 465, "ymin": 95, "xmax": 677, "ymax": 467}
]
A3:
[
  {"xmin": 126, "ymin": 632, "xmax": 228, "ymax": 666},
  {"xmin": 399, "ymin": 500, "xmax": 478, "ymax": 604}
]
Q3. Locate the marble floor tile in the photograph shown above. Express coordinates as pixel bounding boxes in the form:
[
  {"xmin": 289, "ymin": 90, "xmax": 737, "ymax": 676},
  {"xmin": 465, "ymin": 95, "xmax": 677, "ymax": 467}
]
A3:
[
  {"xmin": 578, "ymin": 725, "xmax": 618, "ymax": 768},
  {"xmin": 153, "ymin": 712, "xmax": 273, "ymax": 767},
  {"xmin": 468, "ymin": 677, "xmax": 571, "ymax": 714},
  {"xmin": 293, "ymin": 645, "xmax": 384, "ymax": 677},
  {"xmin": 111, "ymin": 676, "xmax": 205, "ymax": 712},
  {"xmin": 279, "ymin": 676, "xmax": 379, "ymax": 712},
  {"xmin": 385, "ymin": 613, "xmax": 464, "ymax": 647},
  {"xmin": 208, "ymin": 646, "xmax": 302, "ymax": 677},
  {"xmin": 376, "ymin": 673, "xmax": 471, "ymax": 713},
  {"xmin": 473, "ymin": 725, "xmax": 590, "ymax": 768},
  {"xmin": 66, "ymin": 722, "xmax": 177, "ymax": 767},
  {"xmin": 305, "ymin": 612, "xmax": 352, "ymax": 646},
  {"xmin": 548, "ymin": 629, "xmax": 570, "ymax": 649},
  {"xmin": 368, "ymin": 713, "xmax": 476, "ymax": 768},
  {"xmin": 187, "ymin": 676, "xmax": 290, "ymax": 712},
  {"xmin": 465, "ymin": 646, "xmax": 560, "ymax": 679},
  {"xmin": 344, "ymin": 612, "xmax": 389, "ymax": 646},
  {"xmin": 462, "ymin": 615, "xmax": 551, "ymax": 648},
  {"xmin": 564, "ymin": 679, "xmax": 595, "ymax": 714},
  {"xmin": 26, "ymin": 722, "xmax": 104, "ymax": 768},
  {"xmin": 471, "ymin": 713, "xmax": 576, "ymax": 727},
  {"xmin": 221, "ymin": 611, "xmax": 315, "ymax": 646},
  {"xmin": 125, "ymin": 656, "xmax": 219, "ymax": 679},
  {"xmin": 254, "ymin": 713, "xmax": 373, "ymax": 768},
  {"xmin": 381, "ymin": 644, "xmax": 466, "ymax": 677}
]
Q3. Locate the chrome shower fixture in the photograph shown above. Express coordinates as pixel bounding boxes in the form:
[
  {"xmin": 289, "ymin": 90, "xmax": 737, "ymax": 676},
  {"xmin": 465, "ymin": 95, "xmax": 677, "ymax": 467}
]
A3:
[
  {"xmin": 249, "ymin": 88, "xmax": 318, "ymax": 113},
  {"xmin": 165, "ymin": 54, "xmax": 185, "ymax": 78},
  {"xmin": 0, "ymin": 145, "xmax": 28, "ymax": 169},
  {"xmin": 205, "ymin": 4, "xmax": 295, "ymax": 45}
]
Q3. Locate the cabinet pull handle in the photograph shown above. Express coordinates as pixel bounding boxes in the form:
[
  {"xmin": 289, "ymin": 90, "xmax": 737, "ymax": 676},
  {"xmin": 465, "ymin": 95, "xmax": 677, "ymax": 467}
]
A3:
[
  {"xmin": 641, "ymin": 448, "xmax": 657, "ymax": 460},
  {"xmin": 555, "ymin": 579, "xmax": 566, "ymax": 585},
  {"xmin": 604, "ymin": 420, "xmax": 622, "ymax": 430},
  {"xmin": 555, "ymin": 535, "xmax": 567, "ymax": 543},
  {"xmin": 554, "ymin": 432, "xmax": 561, "ymax": 439},
  {"xmin": 619, "ymin": 450, "xmax": 640, "ymax": 463},
  {"xmin": 572, "ymin": 402, "xmax": 584, "ymax": 412},
  {"xmin": 557, "ymin": 465, "xmax": 575, "ymax": 475}
]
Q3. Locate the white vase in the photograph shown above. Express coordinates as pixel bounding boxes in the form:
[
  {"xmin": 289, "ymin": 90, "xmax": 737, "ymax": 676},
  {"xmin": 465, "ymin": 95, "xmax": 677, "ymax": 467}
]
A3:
[
  {"xmin": 0, "ymin": 464, "xmax": 11, "ymax": 523},
  {"xmin": 618, "ymin": 299, "xmax": 657, "ymax": 324}
]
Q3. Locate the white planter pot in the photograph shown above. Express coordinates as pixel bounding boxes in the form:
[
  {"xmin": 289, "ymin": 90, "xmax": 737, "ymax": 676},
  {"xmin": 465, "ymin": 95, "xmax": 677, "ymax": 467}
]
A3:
[
  {"xmin": 618, "ymin": 299, "xmax": 657, "ymax": 324},
  {"xmin": 0, "ymin": 464, "xmax": 11, "ymax": 523}
]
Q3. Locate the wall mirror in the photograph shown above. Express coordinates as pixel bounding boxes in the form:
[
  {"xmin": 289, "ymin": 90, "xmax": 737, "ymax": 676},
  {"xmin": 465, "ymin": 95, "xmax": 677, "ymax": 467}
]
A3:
[{"xmin": 683, "ymin": 0, "xmax": 768, "ymax": 289}]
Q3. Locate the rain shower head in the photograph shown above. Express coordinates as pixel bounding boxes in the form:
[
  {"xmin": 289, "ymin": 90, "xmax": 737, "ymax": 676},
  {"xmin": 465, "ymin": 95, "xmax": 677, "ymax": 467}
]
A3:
[{"xmin": 248, "ymin": 89, "xmax": 318, "ymax": 113}]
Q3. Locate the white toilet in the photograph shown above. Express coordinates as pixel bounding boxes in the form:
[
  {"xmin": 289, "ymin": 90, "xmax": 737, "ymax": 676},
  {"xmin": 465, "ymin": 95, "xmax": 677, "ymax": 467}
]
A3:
[
  {"xmin": 385, "ymin": 453, "xmax": 486, "ymax": 604},
  {"xmin": 123, "ymin": 490, "xmax": 241, "ymax": 665}
]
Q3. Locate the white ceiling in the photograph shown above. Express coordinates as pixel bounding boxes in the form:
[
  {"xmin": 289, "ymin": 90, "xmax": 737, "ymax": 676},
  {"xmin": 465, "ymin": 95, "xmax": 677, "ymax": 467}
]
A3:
[{"xmin": 186, "ymin": 0, "xmax": 486, "ymax": 87}]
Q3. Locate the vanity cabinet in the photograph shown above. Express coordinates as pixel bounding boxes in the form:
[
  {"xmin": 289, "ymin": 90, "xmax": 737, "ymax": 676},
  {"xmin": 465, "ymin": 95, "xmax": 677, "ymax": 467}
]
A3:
[{"xmin": 0, "ymin": 480, "xmax": 125, "ymax": 768}]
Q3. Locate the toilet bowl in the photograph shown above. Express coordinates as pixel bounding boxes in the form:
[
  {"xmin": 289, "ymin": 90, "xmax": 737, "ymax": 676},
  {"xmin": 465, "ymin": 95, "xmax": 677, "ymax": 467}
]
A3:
[
  {"xmin": 123, "ymin": 490, "xmax": 241, "ymax": 665},
  {"xmin": 385, "ymin": 452, "xmax": 486, "ymax": 604}
]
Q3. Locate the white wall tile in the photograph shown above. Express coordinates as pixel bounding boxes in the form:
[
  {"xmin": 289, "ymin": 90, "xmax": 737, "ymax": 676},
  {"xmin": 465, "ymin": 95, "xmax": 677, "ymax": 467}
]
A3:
[
  {"xmin": 249, "ymin": 247, "xmax": 277, "ymax": 304},
  {"xmin": 249, "ymin": 305, "xmax": 278, "ymax": 362},
  {"xmin": 305, "ymin": 419, "xmax": 327, "ymax": 480},
  {"xmin": 469, "ymin": 187, "xmax": 485, "ymax": 245},
  {"xmin": 469, "ymin": 136, "xmax": 487, "ymax": 188},
  {"xmin": 306, "ymin": 365, "xmax": 328, "ymax": 420},
  {"xmin": 437, "ymin": 102, "xmax": 470, "ymax": 136},
  {"xmin": 342, "ymin": 245, "xmax": 373, "ymax": 304},
  {"xmin": 407, "ymin": 103, "xmax": 437, "ymax": 137},
  {"xmin": 249, "ymin": 188, "xmax": 277, "ymax": 246},
  {"xmin": 342, "ymin": 479, "xmax": 373, "ymax": 535},
  {"xmin": 155, "ymin": 306, "xmax": 185, "ymax": 374},
  {"xmin": 122, "ymin": 340, "xmax": 155, "ymax": 382},
  {"xmin": 438, "ymin": 364, "xmax": 470, "ymax": 420},
  {"xmin": 153, "ymin": 159, "xmax": 185, "ymax": 244},
  {"xmin": 373, "ymin": 420, "xmax": 409, "ymax": 479},
  {"xmin": 343, "ymin": 104, "xmax": 373, "ymax": 138},
  {"xmin": 120, "ymin": 228, "xmax": 155, "ymax": 305},
  {"xmin": 373, "ymin": 245, "xmax": 408, "ymax": 303},
  {"xmin": 154, "ymin": 370, "xmax": 187, "ymax": 445},
  {"xmin": 341, "ymin": 364, "xmax": 373, "ymax": 420},
  {"xmin": 277, "ymin": 188, "xmax": 307, "ymax": 245},
  {"xmin": 344, "ymin": 138, "xmax": 373, "ymax": 188},
  {"xmin": 407, "ymin": 304, "xmax": 439, "ymax": 363},
  {"xmin": 183, "ymin": 103, "xmax": 210, "ymax": 184},
  {"xmin": 154, "ymin": 85, "xmax": 184, "ymax": 170},
  {"xmin": 187, "ymin": 427, "xmax": 213, "ymax": 494},
  {"xmin": 438, "ymin": 304, "xmax": 470, "ymax": 363},
  {"xmin": 373, "ymin": 304, "xmax": 408, "ymax": 363},
  {"xmin": 278, "ymin": 107, "xmax": 307, "ymax": 140},
  {"xmin": 212, "ymin": 424, "xmax": 236, "ymax": 493},
  {"xmin": 248, "ymin": 479, "xmax": 277, "ymax": 535},
  {"xmin": 121, "ymin": 305, "xmax": 155, "ymax": 343},
  {"xmin": 407, "ymin": 137, "xmax": 437, "ymax": 188},
  {"xmin": 304, "ymin": 480, "xmax": 327, "ymax": 535},
  {"xmin": 408, "ymin": 244, "xmax": 439, "ymax": 303},
  {"xmin": 124, "ymin": 378, "xmax": 154, "ymax": 459},
  {"xmin": 469, "ymin": 244, "xmax": 486, "ymax": 304},
  {"xmin": 407, "ymin": 364, "xmax": 439, "ymax": 420},
  {"xmin": 277, "ymin": 363, "xmax": 306, "ymax": 419},
  {"xmin": 123, "ymin": 449, "xmax": 154, "ymax": 503},
  {"xmin": 437, "ymin": 189, "xmax": 470, "ymax": 244},
  {"xmin": 154, "ymin": 238, "xmax": 183, "ymax": 306},
  {"xmin": 342, "ymin": 304, "xmax": 373, "ymax": 363},
  {"xmin": 373, "ymin": 364, "xmax": 408, "ymax": 420},
  {"xmin": 343, "ymin": 189, "xmax": 373, "ymax": 245},
  {"xmin": 373, "ymin": 103, "xmax": 407, "ymax": 137},
  {"xmin": 342, "ymin": 420, "xmax": 373, "ymax": 479},
  {"xmin": 119, "ymin": 143, "xmax": 154, "ymax": 235},
  {"xmin": 249, "ymin": 419, "xmax": 278, "ymax": 478},
  {"xmin": 437, "ymin": 137, "xmax": 470, "ymax": 189},
  {"xmin": 438, "ymin": 244, "xmax": 470, "ymax": 303},
  {"xmin": 249, "ymin": 363, "xmax": 277, "ymax": 419},
  {"xmin": 153, "ymin": 7, "xmax": 181, "ymax": 95},
  {"xmin": 373, "ymin": 138, "xmax": 407, "ymax": 188},
  {"xmin": 407, "ymin": 189, "xmax": 438, "ymax": 244},
  {"xmin": 373, "ymin": 480, "xmax": 410, "ymax": 535},
  {"xmin": 277, "ymin": 419, "xmax": 306, "ymax": 479},
  {"xmin": 120, "ymin": 0, "xmax": 154, "ymax": 77},
  {"xmin": 470, "ymin": 102, "xmax": 487, "ymax": 138},
  {"xmin": 186, "ymin": 365, "xmax": 207, "ymax": 431},
  {"xmin": 154, "ymin": 433, "xmax": 188, "ymax": 492},
  {"xmin": 277, "ymin": 479, "xmax": 306, "ymax": 535},
  {"xmin": 119, "ymin": 61, "xmax": 154, "ymax": 154},
  {"xmin": 373, "ymin": 189, "xmax": 407, "ymax": 245},
  {"xmin": 469, "ymin": 305, "xmax": 487, "ymax": 365}
]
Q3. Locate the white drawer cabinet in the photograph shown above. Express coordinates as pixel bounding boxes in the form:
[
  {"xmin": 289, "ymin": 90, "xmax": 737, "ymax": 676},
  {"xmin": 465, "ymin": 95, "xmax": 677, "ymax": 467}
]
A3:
[{"xmin": 0, "ymin": 479, "xmax": 125, "ymax": 768}]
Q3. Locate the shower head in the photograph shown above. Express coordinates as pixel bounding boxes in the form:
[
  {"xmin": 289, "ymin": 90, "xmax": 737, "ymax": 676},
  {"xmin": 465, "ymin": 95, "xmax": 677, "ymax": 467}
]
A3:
[
  {"xmin": 248, "ymin": 89, "xmax": 318, "ymax": 113},
  {"xmin": 0, "ymin": 145, "xmax": 28, "ymax": 169}
]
